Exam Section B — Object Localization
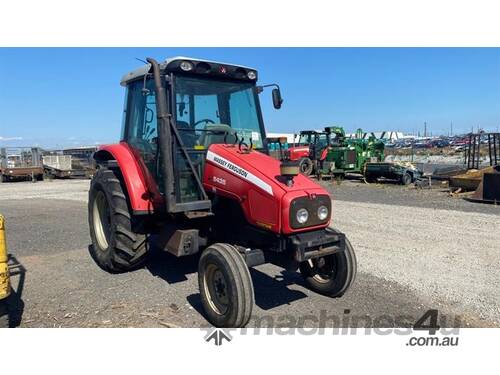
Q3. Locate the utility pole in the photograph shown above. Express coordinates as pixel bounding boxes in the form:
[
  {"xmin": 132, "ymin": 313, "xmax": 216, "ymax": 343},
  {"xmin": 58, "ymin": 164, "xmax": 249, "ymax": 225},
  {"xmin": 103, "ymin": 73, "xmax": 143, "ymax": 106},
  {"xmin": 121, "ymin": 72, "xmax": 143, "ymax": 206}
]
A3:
[{"xmin": 424, "ymin": 122, "xmax": 427, "ymax": 138}]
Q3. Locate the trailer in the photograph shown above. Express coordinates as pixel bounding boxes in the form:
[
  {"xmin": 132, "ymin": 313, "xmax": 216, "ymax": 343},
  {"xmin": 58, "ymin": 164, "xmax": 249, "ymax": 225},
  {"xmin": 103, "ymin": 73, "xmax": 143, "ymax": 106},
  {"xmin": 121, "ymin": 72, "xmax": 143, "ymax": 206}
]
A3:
[
  {"xmin": 0, "ymin": 147, "xmax": 44, "ymax": 182},
  {"xmin": 42, "ymin": 147, "xmax": 97, "ymax": 179},
  {"xmin": 364, "ymin": 161, "xmax": 421, "ymax": 185},
  {"xmin": 43, "ymin": 154, "xmax": 73, "ymax": 178},
  {"xmin": 62, "ymin": 147, "xmax": 97, "ymax": 178}
]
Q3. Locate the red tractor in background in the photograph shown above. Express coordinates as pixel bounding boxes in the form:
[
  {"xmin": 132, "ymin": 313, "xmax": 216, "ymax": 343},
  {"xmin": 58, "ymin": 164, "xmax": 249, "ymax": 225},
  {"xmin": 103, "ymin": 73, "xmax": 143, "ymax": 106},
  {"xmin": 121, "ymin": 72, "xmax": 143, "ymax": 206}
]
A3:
[
  {"xmin": 288, "ymin": 130, "xmax": 330, "ymax": 176},
  {"xmin": 88, "ymin": 57, "xmax": 356, "ymax": 327},
  {"xmin": 287, "ymin": 130, "xmax": 316, "ymax": 174}
]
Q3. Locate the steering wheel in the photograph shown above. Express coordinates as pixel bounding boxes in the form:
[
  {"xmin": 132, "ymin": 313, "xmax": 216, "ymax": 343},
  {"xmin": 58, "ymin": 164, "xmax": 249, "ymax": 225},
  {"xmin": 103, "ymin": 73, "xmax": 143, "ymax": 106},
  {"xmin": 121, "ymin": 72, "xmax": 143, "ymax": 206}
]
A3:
[{"xmin": 193, "ymin": 118, "xmax": 215, "ymax": 131}]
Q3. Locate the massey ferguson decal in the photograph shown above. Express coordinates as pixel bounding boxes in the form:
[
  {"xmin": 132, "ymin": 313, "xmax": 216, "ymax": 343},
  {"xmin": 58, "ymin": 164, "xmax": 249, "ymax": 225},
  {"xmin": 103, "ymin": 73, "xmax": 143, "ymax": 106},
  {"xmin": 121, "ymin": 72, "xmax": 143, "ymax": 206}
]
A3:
[{"xmin": 206, "ymin": 150, "xmax": 273, "ymax": 196}]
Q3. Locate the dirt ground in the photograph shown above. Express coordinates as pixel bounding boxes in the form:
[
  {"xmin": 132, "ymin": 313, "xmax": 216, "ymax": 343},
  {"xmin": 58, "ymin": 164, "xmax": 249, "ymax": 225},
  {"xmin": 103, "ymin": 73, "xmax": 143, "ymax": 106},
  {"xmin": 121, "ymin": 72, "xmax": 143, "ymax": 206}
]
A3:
[{"xmin": 0, "ymin": 178, "xmax": 498, "ymax": 327}]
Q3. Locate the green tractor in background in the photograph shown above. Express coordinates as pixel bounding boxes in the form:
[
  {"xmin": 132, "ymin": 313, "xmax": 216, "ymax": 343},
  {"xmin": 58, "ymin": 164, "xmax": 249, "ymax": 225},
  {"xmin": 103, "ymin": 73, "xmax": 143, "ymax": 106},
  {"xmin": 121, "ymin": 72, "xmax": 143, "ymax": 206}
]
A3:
[{"xmin": 314, "ymin": 127, "xmax": 385, "ymax": 180}]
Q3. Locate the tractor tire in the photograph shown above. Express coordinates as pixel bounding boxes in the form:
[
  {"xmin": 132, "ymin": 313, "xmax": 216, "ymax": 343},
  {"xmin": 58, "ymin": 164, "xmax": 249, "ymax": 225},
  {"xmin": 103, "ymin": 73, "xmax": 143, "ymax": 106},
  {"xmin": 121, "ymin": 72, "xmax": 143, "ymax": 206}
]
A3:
[
  {"xmin": 299, "ymin": 236, "xmax": 357, "ymax": 297},
  {"xmin": 299, "ymin": 157, "xmax": 313, "ymax": 176},
  {"xmin": 401, "ymin": 172, "xmax": 412, "ymax": 185},
  {"xmin": 198, "ymin": 243, "xmax": 254, "ymax": 327},
  {"xmin": 0, "ymin": 299, "xmax": 9, "ymax": 328},
  {"xmin": 88, "ymin": 168, "xmax": 149, "ymax": 273}
]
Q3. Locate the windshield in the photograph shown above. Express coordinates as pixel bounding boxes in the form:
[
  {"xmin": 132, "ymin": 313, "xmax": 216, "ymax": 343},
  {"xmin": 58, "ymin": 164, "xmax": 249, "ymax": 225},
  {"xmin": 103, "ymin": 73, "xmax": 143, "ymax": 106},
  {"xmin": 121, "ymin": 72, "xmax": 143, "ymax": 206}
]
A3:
[
  {"xmin": 298, "ymin": 133, "xmax": 314, "ymax": 145},
  {"xmin": 174, "ymin": 76, "xmax": 265, "ymax": 149}
]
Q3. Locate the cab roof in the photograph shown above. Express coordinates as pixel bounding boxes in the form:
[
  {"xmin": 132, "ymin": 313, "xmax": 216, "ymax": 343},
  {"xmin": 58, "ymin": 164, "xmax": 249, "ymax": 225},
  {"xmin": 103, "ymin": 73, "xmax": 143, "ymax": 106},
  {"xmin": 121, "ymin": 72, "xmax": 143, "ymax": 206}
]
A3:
[{"xmin": 120, "ymin": 56, "xmax": 258, "ymax": 87}]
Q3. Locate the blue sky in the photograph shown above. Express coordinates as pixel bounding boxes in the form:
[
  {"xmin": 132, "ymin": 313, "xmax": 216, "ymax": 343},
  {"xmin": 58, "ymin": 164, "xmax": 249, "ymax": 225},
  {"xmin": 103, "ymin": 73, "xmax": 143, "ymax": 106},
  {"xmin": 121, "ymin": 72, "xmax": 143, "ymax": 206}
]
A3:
[{"xmin": 0, "ymin": 48, "xmax": 499, "ymax": 148}]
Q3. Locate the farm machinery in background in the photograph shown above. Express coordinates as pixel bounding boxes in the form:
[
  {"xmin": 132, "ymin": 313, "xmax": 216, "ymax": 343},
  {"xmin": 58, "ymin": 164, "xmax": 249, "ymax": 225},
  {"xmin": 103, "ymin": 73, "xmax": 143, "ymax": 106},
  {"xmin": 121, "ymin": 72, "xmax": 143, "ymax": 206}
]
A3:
[
  {"xmin": 286, "ymin": 126, "xmax": 421, "ymax": 184},
  {"xmin": 287, "ymin": 127, "xmax": 386, "ymax": 180},
  {"xmin": 43, "ymin": 147, "xmax": 97, "ymax": 179},
  {"xmin": 0, "ymin": 147, "xmax": 44, "ymax": 182},
  {"xmin": 317, "ymin": 127, "xmax": 385, "ymax": 180},
  {"xmin": 287, "ymin": 130, "xmax": 328, "ymax": 175}
]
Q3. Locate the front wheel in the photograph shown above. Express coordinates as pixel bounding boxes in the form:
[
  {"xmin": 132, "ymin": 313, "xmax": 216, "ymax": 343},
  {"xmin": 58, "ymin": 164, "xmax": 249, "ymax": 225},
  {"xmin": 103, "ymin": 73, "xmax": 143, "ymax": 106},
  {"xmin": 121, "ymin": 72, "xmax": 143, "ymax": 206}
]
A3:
[
  {"xmin": 299, "ymin": 236, "xmax": 357, "ymax": 297},
  {"xmin": 198, "ymin": 243, "xmax": 254, "ymax": 327}
]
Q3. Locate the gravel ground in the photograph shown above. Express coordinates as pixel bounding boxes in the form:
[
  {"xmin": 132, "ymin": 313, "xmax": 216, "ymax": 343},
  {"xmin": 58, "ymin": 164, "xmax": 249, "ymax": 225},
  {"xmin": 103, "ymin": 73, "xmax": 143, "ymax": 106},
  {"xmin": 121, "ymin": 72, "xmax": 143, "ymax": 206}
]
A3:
[
  {"xmin": 0, "ymin": 179, "xmax": 499, "ymax": 327},
  {"xmin": 325, "ymin": 177, "xmax": 500, "ymax": 215},
  {"xmin": 325, "ymin": 179, "xmax": 500, "ymax": 323}
]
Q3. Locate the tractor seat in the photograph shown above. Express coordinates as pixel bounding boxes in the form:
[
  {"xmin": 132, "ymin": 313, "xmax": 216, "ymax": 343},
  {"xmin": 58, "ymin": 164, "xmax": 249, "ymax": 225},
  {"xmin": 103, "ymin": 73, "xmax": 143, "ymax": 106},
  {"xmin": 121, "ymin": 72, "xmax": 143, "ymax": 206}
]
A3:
[
  {"xmin": 176, "ymin": 121, "xmax": 197, "ymax": 148},
  {"xmin": 199, "ymin": 124, "xmax": 237, "ymax": 148}
]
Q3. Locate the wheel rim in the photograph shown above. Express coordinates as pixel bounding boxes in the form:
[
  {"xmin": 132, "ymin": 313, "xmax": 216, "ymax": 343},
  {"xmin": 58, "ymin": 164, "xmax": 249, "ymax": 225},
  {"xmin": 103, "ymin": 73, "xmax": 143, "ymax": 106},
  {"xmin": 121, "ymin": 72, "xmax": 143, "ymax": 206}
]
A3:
[
  {"xmin": 203, "ymin": 263, "xmax": 229, "ymax": 315},
  {"xmin": 93, "ymin": 190, "xmax": 111, "ymax": 250},
  {"xmin": 300, "ymin": 160, "xmax": 311, "ymax": 173},
  {"xmin": 308, "ymin": 256, "xmax": 336, "ymax": 283}
]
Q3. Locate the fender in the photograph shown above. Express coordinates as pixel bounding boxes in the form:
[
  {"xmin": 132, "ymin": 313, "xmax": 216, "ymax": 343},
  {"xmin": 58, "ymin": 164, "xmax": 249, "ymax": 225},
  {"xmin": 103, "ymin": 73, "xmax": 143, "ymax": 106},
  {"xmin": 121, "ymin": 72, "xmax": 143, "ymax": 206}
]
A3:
[{"xmin": 93, "ymin": 142, "xmax": 160, "ymax": 214}]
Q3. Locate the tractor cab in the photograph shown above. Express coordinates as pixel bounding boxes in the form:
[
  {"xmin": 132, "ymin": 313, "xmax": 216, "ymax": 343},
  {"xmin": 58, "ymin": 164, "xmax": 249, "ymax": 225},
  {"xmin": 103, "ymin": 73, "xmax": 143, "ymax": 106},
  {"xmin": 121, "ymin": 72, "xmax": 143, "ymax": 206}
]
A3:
[
  {"xmin": 119, "ymin": 57, "xmax": 281, "ymax": 214},
  {"xmin": 309, "ymin": 131, "xmax": 330, "ymax": 160},
  {"xmin": 296, "ymin": 130, "xmax": 318, "ymax": 146}
]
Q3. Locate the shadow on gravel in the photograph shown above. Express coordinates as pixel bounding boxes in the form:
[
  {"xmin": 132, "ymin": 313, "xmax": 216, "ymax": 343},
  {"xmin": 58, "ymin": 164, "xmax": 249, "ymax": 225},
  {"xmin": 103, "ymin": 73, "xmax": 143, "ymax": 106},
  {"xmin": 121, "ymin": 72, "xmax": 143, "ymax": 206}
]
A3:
[
  {"xmin": 6, "ymin": 255, "xmax": 26, "ymax": 327},
  {"xmin": 145, "ymin": 250, "xmax": 199, "ymax": 284},
  {"xmin": 250, "ymin": 269, "xmax": 307, "ymax": 310},
  {"xmin": 185, "ymin": 293, "xmax": 204, "ymax": 318}
]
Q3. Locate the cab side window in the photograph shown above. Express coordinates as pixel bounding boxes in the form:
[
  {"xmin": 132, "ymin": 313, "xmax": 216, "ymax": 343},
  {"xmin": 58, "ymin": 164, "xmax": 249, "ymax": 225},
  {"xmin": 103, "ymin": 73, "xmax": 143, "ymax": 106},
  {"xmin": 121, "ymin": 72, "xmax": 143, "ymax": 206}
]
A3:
[{"xmin": 124, "ymin": 80, "xmax": 158, "ymax": 179}]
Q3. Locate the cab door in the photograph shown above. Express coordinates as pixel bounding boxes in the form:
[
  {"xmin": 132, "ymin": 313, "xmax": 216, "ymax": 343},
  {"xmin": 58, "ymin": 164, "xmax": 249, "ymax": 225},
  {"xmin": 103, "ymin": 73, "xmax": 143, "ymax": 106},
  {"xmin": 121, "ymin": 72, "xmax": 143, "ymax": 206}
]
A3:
[{"xmin": 122, "ymin": 79, "xmax": 161, "ymax": 189}]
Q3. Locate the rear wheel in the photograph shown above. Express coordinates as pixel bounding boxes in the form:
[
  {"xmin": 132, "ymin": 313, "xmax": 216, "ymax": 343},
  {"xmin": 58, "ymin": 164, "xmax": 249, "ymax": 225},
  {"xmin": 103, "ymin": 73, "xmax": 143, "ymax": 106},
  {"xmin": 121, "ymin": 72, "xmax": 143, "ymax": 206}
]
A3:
[
  {"xmin": 299, "ymin": 157, "xmax": 313, "ymax": 176},
  {"xmin": 198, "ymin": 243, "xmax": 254, "ymax": 327},
  {"xmin": 401, "ymin": 172, "xmax": 412, "ymax": 185},
  {"xmin": 88, "ymin": 168, "xmax": 149, "ymax": 273},
  {"xmin": 299, "ymin": 236, "xmax": 357, "ymax": 297}
]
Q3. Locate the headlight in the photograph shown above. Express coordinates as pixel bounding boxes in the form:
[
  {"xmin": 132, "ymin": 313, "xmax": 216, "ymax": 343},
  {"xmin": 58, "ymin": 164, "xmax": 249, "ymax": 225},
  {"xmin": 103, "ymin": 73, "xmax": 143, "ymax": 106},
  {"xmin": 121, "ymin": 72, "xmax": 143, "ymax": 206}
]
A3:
[
  {"xmin": 247, "ymin": 70, "xmax": 257, "ymax": 80},
  {"xmin": 180, "ymin": 61, "xmax": 193, "ymax": 71},
  {"xmin": 296, "ymin": 208, "xmax": 309, "ymax": 224},
  {"xmin": 317, "ymin": 205, "xmax": 329, "ymax": 220}
]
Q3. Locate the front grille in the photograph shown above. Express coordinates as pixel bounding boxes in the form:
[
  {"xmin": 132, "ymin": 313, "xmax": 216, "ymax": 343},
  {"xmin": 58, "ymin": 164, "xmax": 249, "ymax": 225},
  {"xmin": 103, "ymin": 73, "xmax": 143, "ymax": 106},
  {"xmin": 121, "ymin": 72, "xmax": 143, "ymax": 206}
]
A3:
[{"xmin": 289, "ymin": 194, "xmax": 331, "ymax": 229}]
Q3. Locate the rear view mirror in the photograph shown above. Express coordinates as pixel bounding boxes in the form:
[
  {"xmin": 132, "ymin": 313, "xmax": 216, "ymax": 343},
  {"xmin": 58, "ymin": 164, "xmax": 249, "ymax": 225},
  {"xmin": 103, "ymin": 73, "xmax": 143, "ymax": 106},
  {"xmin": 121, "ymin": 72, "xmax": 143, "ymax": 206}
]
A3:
[{"xmin": 272, "ymin": 88, "xmax": 283, "ymax": 109}]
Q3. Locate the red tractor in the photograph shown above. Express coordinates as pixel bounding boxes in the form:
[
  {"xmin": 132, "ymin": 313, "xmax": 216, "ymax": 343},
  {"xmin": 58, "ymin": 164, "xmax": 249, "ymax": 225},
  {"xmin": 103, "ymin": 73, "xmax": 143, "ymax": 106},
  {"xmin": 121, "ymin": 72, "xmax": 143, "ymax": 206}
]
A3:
[
  {"xmin": 88, "ymin": 57, "xmax": 357, "ymax": 327},
  {"xmin": 288, "ymin": 130, "xmax": 330, "ymax": 176},
  {"xmin": 287, "ymin": 131, "xmax": 315, "ymax": 174}
]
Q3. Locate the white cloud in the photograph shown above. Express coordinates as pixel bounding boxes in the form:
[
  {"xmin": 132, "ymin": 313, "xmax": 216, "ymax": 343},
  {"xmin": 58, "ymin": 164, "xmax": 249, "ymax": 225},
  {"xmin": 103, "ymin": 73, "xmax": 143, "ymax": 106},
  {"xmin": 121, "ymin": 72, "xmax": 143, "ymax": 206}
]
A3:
[{"xmin": 0, "ymin": 136, "xmax": 23, "ymax": 141}]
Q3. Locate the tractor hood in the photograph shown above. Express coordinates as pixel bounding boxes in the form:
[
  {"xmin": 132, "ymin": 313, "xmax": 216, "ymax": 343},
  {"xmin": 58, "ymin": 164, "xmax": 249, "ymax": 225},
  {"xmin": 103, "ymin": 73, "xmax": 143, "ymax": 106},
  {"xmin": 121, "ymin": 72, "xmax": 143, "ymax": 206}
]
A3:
[
  {"xmin": 204, "ymin": 144, "xmax": 331, "ymax": 234},
  {"xmin": 205, "ymin": 144, "xmax": 327, "ymax": 196}
]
